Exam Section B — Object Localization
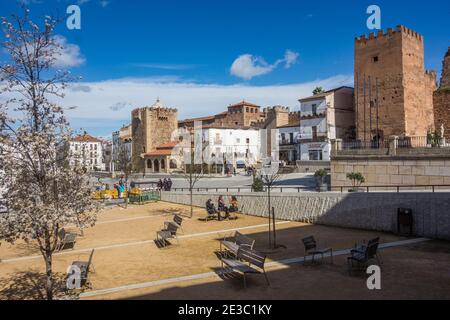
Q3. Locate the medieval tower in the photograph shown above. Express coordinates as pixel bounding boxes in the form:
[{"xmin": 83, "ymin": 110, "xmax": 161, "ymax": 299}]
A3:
[
  {"xmin": 354, "ymin": 25, "xmax": 436, "ymax": 142},
  {"xmin": 131, "ymin": 99, "xmax": 178, "ymax": 172},
  {"xmin": 433, "ymin": 47, "xmax": 450, "ymax": 141}
]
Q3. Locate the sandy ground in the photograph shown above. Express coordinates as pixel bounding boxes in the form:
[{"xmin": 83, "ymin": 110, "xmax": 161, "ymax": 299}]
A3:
[{"xmin": 1, "ymin": 201, "xmax": 450, "ymax": 300}]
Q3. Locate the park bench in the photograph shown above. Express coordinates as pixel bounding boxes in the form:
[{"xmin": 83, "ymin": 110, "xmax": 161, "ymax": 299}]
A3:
[
  {"xmin": 301, "ymin": 236, "xmax": 333, "ymax": 264},
  {"xmin": 221, "ymin": 247, "xmax": 270, "ymax": 288},
  {"xmin": 205, "ymin": 206, "xmax": 220, "ymax": 222},
  {"xmin": 220, "ymin": 231, "xmax": 255, "ymax": 258},
  {"xmin": 69, "ymin": 249, "xmax": 95, "ymax": 288},
  {"xmin": 58, "ymin": 228, "xmax": 77, "ymax": 251},
  {"xmin": 347, "ymin": 237, "xmax": 381, "ymax": 274},
  {"xmin": 156, "ymin": 222, "xmax": 179, "ymax": 247},
  {"xmin": 164, "ymin": 214, "xmax": 184, "ymax": 233}
]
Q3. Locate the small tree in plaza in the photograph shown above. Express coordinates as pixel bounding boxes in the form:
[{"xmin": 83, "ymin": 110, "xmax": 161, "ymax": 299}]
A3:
[
  {"xmin": 0, "ymin": 9, "xmax": 99, "ymax": 299},
  {"xmin": 259, "ymin": 157, "xmax": 282, "ymax": 249},
  {"xmin": 113, "ymin": 143, "xmax": 132, "ymax": 207}
]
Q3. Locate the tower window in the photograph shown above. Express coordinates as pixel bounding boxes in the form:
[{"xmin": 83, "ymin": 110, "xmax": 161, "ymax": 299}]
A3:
[{"xmin": 373, "ymin": 56, "xmax": 379, "ymax": 62}]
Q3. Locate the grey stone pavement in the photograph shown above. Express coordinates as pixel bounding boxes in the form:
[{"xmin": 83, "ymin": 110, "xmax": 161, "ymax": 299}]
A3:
[{"xmin": 92, "ymin": 173, "xmax": 317, "ymax": 192}]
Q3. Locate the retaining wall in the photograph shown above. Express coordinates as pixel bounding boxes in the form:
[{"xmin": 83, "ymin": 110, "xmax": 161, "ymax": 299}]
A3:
[{"xmin": 161, "ymin": 191, "xmax": 450, "ymax": 240}]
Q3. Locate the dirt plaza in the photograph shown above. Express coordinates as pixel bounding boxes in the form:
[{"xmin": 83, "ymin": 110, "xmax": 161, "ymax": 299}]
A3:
[{"xmin": 1, "ymin": 201, "xmax": 449, "ymax": 300}]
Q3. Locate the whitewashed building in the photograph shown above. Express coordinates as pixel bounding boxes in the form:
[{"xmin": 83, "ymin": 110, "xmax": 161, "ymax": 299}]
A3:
[
  {"xmin": 298, "ymin": 87, "xmax": 355, "ymax": 161},
  {"xmin": 69, "ymin": 134, "xmax": 104, "ymax": 171},
  {"xmin": 201, "ymin": 126, "xmax": 261, "ymax": 170},
  {"xmin": 112, "ymin": 125, "xmax": 132, "ymax": 172},
  {"xmin": 278, "ymin": 124, "xmax": 301, "ymax": 164}
]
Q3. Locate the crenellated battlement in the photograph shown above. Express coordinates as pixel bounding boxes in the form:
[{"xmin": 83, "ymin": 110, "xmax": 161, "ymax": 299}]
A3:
[
  {"xmin": 355, "ymin": 25, "xmax": 423, "ymax": 45},
  {"xmin": 262, "ymin": 106, "xmax": 290, "ymax": 113}
]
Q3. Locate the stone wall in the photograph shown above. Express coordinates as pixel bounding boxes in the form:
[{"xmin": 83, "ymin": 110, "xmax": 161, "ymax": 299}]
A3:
[
  {"xmin": 434, "ymin": 47, "xmax": 450, "ymax": 141},
  {"xmin": 331, "ymin": 156, "xmax": 450, "ymax": 188},
  {"xmin": 161, "ymin": 191, "xmax": 450, "ymax": 240},
  {"xmin": 296, "ymin": 160, "xmax": 330, "ymax": 173}
]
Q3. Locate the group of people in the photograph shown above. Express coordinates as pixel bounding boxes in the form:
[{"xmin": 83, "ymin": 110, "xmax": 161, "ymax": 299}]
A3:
[
  {"xmin": 157, "ymin": 178, "xmax": 173, "ymax": 191},
  {"xmin": 113, "ymin": 178, "xmax": 126, "ymax": 199},
  {"xmin": 206, "ymin": 196, "xmax": 239, "ymax": 221}
]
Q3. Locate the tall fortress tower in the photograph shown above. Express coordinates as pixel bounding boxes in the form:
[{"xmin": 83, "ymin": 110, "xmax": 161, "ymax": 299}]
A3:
[
  {"xmin": 131, "ymin": 99, "xmax": 178, "ymax": 172},
  {"xmin": 354, "ymin": 25, "xmax": 436, "ymax": 142}
]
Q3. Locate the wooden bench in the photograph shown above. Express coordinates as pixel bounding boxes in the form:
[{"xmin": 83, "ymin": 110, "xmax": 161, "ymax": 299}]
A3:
[
  {"xmin": 302, "ymin": 236, "xmax": 333, "ymax": 264},
  {"xmin": 221, "ymin": 247, "xmax": 269, "ymax": 288},
  {"xmin": 58, "ymin": 228, "xmax": 77, "ymax": 251},
  {"xmin": 156, "ymin": 222, "xmax": 179, "ymax": 247},
  {"xmin": 220, "ymin": 231, "xmax": 255, "ymax": 258},
  {"xmin": 70, "ymin": 249, "xmax": 95, "ymax": 288},
  {"xmin": 164, "ymin": 214, "xmax": 184, "ymax": 233},
  {"xmin": 347, "ymin": 237, "xmax": 381, "ymax": 274}
]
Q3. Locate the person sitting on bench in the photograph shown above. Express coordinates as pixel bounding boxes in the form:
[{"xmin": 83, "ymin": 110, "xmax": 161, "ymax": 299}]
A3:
[
  {"xmin": 206, "ymin": 199, "xmax": 220, "ymax": 220},
  {"xmin": 228, "ymin": 196, "xmax": 238, "ymax": 213},
  {"xmin": 218, "ymin": 196, "xmax": 228, "ymax": 220}
]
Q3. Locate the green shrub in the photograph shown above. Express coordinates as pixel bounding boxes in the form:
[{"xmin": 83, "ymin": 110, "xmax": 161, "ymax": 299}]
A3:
[
  {"xmin": 252, "ymin": 177, "xmax": 264, "ymax": 192},
  {"xmin": 346, "ymin": 172, "xmax": 365, "ymax": 188}
]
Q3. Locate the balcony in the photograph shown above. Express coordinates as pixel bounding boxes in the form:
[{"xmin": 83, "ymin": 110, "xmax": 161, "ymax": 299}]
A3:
[{"xmin": 299, "ymin": 132, "xmax": 328, "ymax": 143}]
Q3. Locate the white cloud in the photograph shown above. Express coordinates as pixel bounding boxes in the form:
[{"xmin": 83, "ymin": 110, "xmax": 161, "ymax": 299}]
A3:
[
  {"xmin": 230, "ymin": 55, "xmax": 275, "ymax": 80},
  {"xmin": 284, "ymin": 50, "xmax": 299, "ymax": 68},
  {"xmin": 57, "ymin": 74, "xmax": 352, "ymax": 127},
  {"xmin": 3, "ymin": 74, "xmax": 352, "ymax": 135},
  {"xmin": 230, "ymin": 50, "xmax": 299, "ymax": 80},
  {"xmin": 52, "ymin": 35, "xmax": 85, "ymax": 68}
]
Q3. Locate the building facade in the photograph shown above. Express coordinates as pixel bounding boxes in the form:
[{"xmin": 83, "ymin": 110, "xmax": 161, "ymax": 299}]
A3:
[
  {"xmin": 298, "ymin": 87, "xmax": 355, "ymax": 161},
  {"xmin": 201, "ymin": 126, "xmax": 261, "ymax": 170},
  {"xmin": 354, "ymin": 25, "xmax": 436, "ymax": 142},
  {"xmin": 131, "ymin": 99, "xmax": 178, "ymax": 173},
  {"xmin": 112, "ymin": 124, "xmax": 132, "ymax": 172},
  {"xmin": 278, "ymin": 124, "xmax": 300, "ymax": 164},
  {"xmin": 69, "ymin": 134, "xmax": 104, "ymax": 171}
]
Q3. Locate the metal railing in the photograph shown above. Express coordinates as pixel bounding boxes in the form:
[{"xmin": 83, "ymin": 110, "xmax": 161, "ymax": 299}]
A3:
[
  {"xmin": 169, "ymin": 184, "xmax": 450, "ymax": 194},
  {"xmin": 334, "ymin": 185, "xmax": 450, "ymax": 193}
]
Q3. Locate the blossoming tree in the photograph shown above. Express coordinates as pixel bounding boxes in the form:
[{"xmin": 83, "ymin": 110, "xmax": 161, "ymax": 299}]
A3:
[{"xmin": 0, "ymin": 9, "xmax": 99, "ymax": 300}]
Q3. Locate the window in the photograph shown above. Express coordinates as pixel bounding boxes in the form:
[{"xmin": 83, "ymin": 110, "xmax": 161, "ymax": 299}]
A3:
[
  {"xmin": 312, "ymin": 104, "xmax": 317, "ymax": 115},
  {"xmin": 246, "ymin": 138, "xmax": 250, "ymax": 144},
  {"xmin": 373, "ymin": 56, "xmax": 379, "ymax": 62},
  {"xmin": 312, "ymin": 126, "xmax": 318, "ymax": 140},
  {"xmin": 236, "ymin": 138, "xmax": 240, "ymax": 143},
  {"xmin": 246, "ymin": 107, "xmax": 249, "ymax": 112},
  {"xmin": 309, "ymin": 150, "xmax": 323, "ymax": 161},
  {"xmin": 290, "ymin": 133, "xmax": 294, "ymax": 143}
]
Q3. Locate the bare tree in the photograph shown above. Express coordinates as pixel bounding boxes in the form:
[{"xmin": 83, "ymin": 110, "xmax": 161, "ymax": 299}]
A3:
[
  {"xmin": 113, "ymin": 142, "xmax": 132, "ymax": 207},
  {"xmin": 0, "ymin": 9, "xmax": 99, "ymax": 300},
  {"xmin": 260, "ymin": 158, "xmax": 282, "ymax": 249},
  {"xmin": 182, "ymin": 140, "xmax": 204, "ymax": 218}
]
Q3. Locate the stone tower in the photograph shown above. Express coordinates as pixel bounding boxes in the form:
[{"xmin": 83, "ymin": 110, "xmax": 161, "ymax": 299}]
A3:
[
  {"xmin": 354, "ymin": 25, "xmax": 436, "ymax": 142},
  {"xmin": 255, "ymin": 106, "xmax": 290, "ymax": 156},
  {"xmin": 439, "ymin": 47, "xmax": 450, "ymax": 89},
  {"xmin": 433, "ymin": 47, "xmax": 450, "ymax": 140},
  {"xmin": 131, "ymin": 99, "xmax": 178, "ymax": 172}
]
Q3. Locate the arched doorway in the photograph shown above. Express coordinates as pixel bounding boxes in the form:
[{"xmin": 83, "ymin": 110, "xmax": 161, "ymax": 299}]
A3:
[
  {"xmin": 147, "ymin": 159, "xmax": 152, "ymax": 170},
  {"xmin": 154, "ymin": 159, "xmax": 160, "ymax": 173},
  {"xmin": 161, "ymin": 158, "xmax": 166, "ymax": 171}
]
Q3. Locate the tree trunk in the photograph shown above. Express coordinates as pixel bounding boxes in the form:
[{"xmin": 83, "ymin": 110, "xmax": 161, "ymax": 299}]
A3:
[
  {"xmin": 189, "ymin": 187, "xmax": 193, "ymax": 218},
  {"xmin": 44, "ymin": 251, "xmax": 53, "ymax": 300},
  {"xmin": 268, "ymin": 187, "xmax": 272, "ymax": 248}
]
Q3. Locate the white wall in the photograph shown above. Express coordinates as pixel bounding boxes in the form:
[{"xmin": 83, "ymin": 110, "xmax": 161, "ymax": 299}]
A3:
[
  {"xmin": 202, "ymin": 128, "xmax": 261, "ymax": 166},
  {"xmin": 69, "ymin": 141, "xmax": 104, "ymax": 171}
]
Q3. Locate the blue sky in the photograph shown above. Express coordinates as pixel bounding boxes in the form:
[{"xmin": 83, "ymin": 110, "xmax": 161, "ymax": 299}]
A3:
[{"xmin": 1, "ymin": 0, "xmax": 449, "ymax": 136}]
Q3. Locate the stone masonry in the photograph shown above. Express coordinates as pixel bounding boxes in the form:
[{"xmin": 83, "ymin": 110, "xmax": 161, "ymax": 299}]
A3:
[
  {"xmin": 161, "ymin": 191, "xmax": 450, "ymax": 240},
  {"xmin": 131, "ymin": 99, "xmax": 178, "ymax": 172},
  {"xmin": 354, "ymin": 26, "xmax": 436, "ymax": 141},
  {"xmin": 434, "ymin": 47, "xmax": 450, "ymax": 140}
]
